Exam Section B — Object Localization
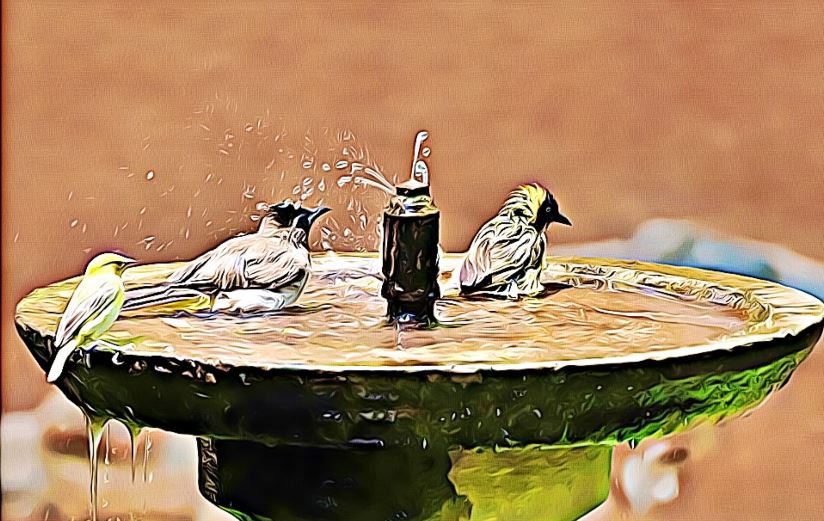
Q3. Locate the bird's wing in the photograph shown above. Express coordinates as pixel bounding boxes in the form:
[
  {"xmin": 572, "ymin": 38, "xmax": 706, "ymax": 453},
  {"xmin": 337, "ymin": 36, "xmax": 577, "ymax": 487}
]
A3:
[
  {"xmin": 167, "ymin": 247, "xmax": 218, "ymax": 285},
  {"xmin": 242, "ymin": 238, "xmax": 309, "ymax": 291},
  {"xmin": 169, "ymin": 236, "xmax": 253, "ymax": 289},
  {"xmin": 460, "ymin": 219, "xmax": 541, "ymax": 290},
  {"xmin": 54, "ymin": 277, "xmax": 121, "ymax": 347}
]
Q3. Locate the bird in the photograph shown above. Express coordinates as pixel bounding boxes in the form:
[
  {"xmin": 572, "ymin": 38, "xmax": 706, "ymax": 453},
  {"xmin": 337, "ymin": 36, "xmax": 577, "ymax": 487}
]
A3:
[
  {"xmin": 47, "ymin": 252, "xmax": 136, "ymax": 382},
  {"xmin": 123, "ymin": 204, "xmax": 331, "ymax": 314},
  {"xmin": 459, "ymin": 183, "xmax": 571, "ymax": 298}
]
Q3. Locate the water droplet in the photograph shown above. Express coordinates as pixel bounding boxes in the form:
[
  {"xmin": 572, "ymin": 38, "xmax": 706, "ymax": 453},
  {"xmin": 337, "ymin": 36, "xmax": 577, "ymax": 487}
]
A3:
[
  {"xmin": 422, "ymin": 147, "xmax": 430, "ymax": 157},
  {"xmin": 256, "ymin": 201, "xmax": 268, "ymax": 211},
  {"xmin": 250, "ymin": 214, "xmax": 260, "ymax": 222},
  {"xmin": 70, "ymin": 219, "xmax": 78, "ymax": 228},
  {"xmin": 321, "ymin": 163, "xmax": 331, "ymax": 172},
  {"xmin": 146, "ymin": 170, "xmax": 155, "ymax": 180},
  {"xmin": 335, "ymin": 160, "xmax": 349, "ymax": 169}
]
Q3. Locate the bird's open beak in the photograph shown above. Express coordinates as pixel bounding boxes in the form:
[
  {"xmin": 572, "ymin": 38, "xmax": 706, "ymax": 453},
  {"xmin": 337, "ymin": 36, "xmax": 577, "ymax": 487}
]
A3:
[
  {"xmin": 553, "ymin": 211, "xmax": 572, "ymax": 226},
  {"xmin": 307, "ymin": 206, "xmax": 331, "ymax": 224},
  {"xmin": 268, "ymin": 201, "xmax": 293, "ymax": 213}
]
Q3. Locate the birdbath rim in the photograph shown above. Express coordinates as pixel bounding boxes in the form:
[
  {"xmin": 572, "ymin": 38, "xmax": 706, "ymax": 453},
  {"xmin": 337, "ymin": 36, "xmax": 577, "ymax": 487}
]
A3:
[{"xmin": 15, "ymin": 252, "xmax": 824, "ymax": 375}]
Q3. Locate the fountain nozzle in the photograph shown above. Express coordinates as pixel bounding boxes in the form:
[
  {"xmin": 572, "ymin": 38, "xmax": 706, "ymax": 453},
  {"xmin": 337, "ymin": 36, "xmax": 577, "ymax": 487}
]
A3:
[{"xmin": 380, "ymin": 130, "xmax": 441, "ymax": 324}]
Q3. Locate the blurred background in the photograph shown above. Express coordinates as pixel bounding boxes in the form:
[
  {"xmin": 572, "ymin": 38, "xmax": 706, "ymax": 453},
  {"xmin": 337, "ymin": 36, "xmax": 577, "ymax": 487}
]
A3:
[{"xmin": 3, "ymin": 1, "xmax": 823, "ymax": 520}]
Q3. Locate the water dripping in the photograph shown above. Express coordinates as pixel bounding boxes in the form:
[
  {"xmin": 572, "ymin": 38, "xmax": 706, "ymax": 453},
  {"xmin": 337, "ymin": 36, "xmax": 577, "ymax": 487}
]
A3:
[
  {"xmin": 85, "ymin": 414, "xmax": 108, "ymax": 521},
  {"xmin": 142, "ymin": 431, "xmax": 153, "ymax": 483},
  {"xmin": 103, "ymin": 423, "xmax": 111, "ymax": 484},
  {"xmin": 127, "ymin": 424, "xmax": 142, "ymax": 483}
]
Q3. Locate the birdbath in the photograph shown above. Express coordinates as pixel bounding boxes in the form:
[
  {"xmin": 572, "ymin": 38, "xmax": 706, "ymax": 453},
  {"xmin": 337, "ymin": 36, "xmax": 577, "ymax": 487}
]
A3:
[{"xmin": 15, "ymin": 251, "xmax": 824, "ymax": 521}]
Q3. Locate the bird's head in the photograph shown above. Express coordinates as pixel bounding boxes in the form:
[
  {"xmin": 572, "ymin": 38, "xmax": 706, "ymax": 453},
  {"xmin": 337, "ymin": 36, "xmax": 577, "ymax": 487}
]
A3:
[
  {"xmin": 257, "ymin": 200, "xmax": 299, "ymax": 234},
  {"xmin": 504, "ymin": 183, "xmax": 571, "ymax": 230},
  {"xmin": 291, "ymin": 206, "xmax": 331, "ymax": 240},
  {"xmin": 86, "ymin": 252, "xmax": 136, "ymax": 275},
  {"xmin": 267, "ymin": 200, "xmax": 300, "ymax": 225}
]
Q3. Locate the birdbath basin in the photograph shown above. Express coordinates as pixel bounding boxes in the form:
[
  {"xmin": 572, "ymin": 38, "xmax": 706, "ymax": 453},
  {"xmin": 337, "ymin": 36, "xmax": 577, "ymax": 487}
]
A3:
[{"xmin": 15, "ymin": 253, "xmax": 824, "ymax": 521}]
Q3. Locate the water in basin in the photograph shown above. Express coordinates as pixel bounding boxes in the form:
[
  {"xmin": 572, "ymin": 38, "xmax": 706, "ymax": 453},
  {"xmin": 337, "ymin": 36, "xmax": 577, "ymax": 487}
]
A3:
[{"xmin": 91, "ymin": 257, "xmax": 749, "ymax": 370}]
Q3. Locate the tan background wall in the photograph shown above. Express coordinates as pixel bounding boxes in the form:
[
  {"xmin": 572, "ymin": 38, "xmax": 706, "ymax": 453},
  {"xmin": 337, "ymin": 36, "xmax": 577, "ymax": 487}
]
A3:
[{"xmin": 3, "ymin": 1, "xmax": 823, "ymax": 426}]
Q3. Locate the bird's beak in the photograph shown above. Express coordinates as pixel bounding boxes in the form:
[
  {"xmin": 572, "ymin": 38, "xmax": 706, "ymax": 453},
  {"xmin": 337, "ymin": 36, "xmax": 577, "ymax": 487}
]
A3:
[
  {"xmin": 122, "ymin": 256, "xmax": 137, "ymax": 266},
  {"xmin": 553, "ymin": 211, "xmax": 572, "ymax": 226},
  {"xmin": 307, "ymin": 206, "xmax": 331, "ymax": 225}
]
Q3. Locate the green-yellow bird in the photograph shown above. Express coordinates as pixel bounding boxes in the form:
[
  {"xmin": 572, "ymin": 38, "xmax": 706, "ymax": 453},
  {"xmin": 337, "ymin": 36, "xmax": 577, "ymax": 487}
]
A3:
[
  {"xmin": 47, "ymin": 252, "xmax": 136, "ymax": 383},
  {"xmin": 460, "ymin": 183, "xmax": 571, "ymax": 298}
]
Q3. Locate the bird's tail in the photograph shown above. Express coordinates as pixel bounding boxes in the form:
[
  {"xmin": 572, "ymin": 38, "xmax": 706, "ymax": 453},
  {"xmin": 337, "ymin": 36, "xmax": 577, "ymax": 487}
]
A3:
[
  {"xmin": 122, "ymin": 285, "xmax": 212, "ymax": 315},
  {"xmin": 47, "ymin": 339, "xmax": 78, "ymax": 383}
]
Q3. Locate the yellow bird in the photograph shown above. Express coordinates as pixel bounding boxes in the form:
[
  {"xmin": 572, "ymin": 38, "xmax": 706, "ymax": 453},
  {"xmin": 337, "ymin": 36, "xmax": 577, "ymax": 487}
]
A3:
[{"xmin": 47, "ymin": 252, "xmax": 136, "ymax": 382}]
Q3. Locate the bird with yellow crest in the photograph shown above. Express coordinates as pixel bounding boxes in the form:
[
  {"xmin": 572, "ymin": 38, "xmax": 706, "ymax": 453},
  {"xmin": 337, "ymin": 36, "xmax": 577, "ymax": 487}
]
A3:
[{"xmin": 460, "ymin": 183, "xmax": 571, "ymax": 298}]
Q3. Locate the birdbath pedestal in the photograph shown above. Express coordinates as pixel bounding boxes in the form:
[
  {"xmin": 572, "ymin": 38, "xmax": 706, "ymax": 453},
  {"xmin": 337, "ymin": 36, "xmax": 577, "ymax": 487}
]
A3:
[{"xmin": 15, "ymin": 253, "xmax": 824, "ymax": 521}]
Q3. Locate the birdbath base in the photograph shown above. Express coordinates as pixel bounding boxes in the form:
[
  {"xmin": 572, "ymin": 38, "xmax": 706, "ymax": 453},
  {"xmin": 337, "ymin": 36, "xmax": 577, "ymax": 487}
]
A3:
[{"xmin": 198, "ymin": 439, "xmax": 610, "ymax": 521}]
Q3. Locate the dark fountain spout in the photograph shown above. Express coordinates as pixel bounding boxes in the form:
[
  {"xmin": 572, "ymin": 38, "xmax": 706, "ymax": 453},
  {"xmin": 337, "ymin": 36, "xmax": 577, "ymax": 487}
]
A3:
[{"xmin": 381, "ymin": 130, "xmax": 441, "ymax": 324}]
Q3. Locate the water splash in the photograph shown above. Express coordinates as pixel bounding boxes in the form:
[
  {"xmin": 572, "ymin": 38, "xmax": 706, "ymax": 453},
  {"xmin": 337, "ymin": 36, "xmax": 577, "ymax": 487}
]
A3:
[
  {"xmin": 335, "ymin": 163, "xmax": 395, "ymax": 195},
  {"xmin": 93, "ymin": 93, "xmax": 403, "ymax": 256}
]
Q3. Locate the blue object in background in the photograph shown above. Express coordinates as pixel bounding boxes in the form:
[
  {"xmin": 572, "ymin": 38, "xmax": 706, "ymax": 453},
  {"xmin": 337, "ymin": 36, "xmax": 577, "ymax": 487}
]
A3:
[{"xmin": 558, "ymin": 219, "xmax": 824, "ymax": 301}]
